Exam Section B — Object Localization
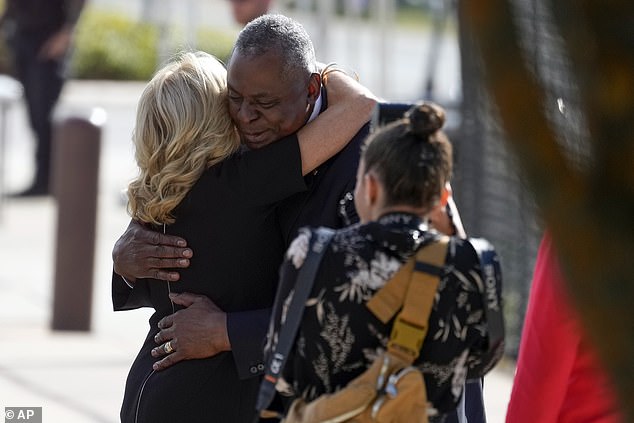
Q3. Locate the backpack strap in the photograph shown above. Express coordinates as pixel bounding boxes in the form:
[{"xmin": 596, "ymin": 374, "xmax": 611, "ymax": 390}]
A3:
[
  {"xmin": 366, "ymin": 256, "xmax": 416, "ymax": 325},
  {"xmin": 367, "ymin": 237, "xmax": 449, "ymax": 364},
  {"xmin": 255, "ymin": 227, "xmax": 335, "ymax": 417}
]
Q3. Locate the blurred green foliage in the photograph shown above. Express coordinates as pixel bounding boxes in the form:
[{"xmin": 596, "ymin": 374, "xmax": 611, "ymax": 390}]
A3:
[
  {"xmin": 0, "ymin": 0, "xmax": 11, "ymax": 75},
  {"xmin": 72, "ymin": 8, "xmax": 236, "ymax": 80},
  {"xmin": 195, "ymin": 28, "xmax": 236, "ymax": 65},
  {"xmin": 0, "ymin": 39, "xmax": 9, "ymax": 75},
  {"xmin": 72, "ymin": 9, "xmax": 158, "ymax": 80}
]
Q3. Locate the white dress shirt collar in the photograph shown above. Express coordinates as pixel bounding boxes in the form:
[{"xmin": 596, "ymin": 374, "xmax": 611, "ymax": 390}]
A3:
[{"xmin": 307, "ymin": 92, "xmax": 323, "ymax": 124}]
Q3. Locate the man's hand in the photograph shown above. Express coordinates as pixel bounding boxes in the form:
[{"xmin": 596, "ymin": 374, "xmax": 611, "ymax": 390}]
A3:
[
  {"xmin": 112, "ymin": 220, "xmax": 192, "ymax": 283},
  {"xmin": 151, "ymin": 292, "xmax": 231, "ymax": 371}
]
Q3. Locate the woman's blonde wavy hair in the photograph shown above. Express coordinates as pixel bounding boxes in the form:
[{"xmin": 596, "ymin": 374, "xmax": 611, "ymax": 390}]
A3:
[{"xmin": 127, "ymin": 51, "xmax": 241, "ymax": 225}]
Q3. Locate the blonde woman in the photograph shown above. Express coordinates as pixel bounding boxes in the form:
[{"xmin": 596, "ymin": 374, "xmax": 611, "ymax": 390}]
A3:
[{"xmin": 117, "ymin": 50, "xmax": 375, "ymax": 423}]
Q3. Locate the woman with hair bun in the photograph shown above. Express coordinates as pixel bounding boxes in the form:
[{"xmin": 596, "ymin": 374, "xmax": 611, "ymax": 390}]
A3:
[{"xmin": 265, "ymin": 102, "xmax": 504, "ymax": 421}]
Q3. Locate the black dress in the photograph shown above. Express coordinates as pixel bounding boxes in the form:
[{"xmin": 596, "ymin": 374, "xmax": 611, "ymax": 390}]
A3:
[
  {"xmin": 117, "ymin": 135, "xmax": 306, "ymax": 423},
  {"xmin": 266, "ymin": 213, "xmax": 504, "ymax": 421}
]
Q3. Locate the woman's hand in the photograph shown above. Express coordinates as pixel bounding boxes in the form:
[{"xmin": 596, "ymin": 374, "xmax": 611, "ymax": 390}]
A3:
[
  {"xmin": 322, "ymin": 65, "xmax": 378, "ymax": 118},
  {"xmin": 295, "ymin": 66, "xmax": 378, "ymax": 175}
]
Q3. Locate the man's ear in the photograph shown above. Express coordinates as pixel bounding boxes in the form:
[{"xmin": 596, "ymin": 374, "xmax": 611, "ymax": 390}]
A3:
[{"xmin": 307, "ymin": 73, "xmax": 321, "ymax": 103}]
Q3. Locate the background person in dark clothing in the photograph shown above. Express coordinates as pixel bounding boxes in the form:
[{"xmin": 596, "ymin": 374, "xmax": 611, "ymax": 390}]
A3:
[{"xmin": 0, "ymin": 0, "xmax": 85, "ymax": 197}]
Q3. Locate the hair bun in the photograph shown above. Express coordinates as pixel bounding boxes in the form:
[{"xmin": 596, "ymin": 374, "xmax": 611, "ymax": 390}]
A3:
[{"xmin": 406, "ymin": 102, "xmax": 446, "ymax": 138}]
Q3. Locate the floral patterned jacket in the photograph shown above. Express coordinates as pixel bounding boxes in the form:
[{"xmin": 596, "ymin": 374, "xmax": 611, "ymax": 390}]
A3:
[{"xmin": 265, "ymin": 212, "xmax": 504, "ymax": 419}]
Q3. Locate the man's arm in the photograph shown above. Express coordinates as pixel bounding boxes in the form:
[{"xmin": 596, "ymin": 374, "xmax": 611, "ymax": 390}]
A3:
[
  {"xmin": 149, "ymin": 294, "xmax": 273, "ymax": 378},
  {"xmin": 150, "ymin": 292, "xmax": 231, "ymax": 370},
  {"xmin": 112, "ymin": 271, "xmax": 151, "ymax": 311}
]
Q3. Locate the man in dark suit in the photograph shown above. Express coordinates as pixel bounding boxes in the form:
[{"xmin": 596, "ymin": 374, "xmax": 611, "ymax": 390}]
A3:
[{"xmin": 112, "ymin": 13, "xmax": 370, "ymax": 384}]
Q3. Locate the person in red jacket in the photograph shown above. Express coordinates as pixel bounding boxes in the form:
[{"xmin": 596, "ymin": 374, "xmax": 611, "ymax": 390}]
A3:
[{"xmin": 506, "ymin": 232, "xmax": 623, "ymax": 423}]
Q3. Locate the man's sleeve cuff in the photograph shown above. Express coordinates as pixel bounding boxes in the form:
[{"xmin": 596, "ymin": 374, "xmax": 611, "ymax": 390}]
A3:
[{"xmin": 226, "ymin": 308, "xmax": 272, "ymax": 380}]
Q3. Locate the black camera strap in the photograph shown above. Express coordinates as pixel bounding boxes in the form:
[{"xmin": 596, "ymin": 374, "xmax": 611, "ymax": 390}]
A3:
[
  {"xmin": 470, "ymin": 238, "xmax": 505, "ymax": 354},
  {"xmin": 254, "ymin": 227, "xmax": 335, "ymax": 419}
]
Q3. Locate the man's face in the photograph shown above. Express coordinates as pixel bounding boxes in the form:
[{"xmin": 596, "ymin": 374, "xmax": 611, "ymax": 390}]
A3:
[{"xmin": 227, "ymin": 51, "xmax": 314, "ymax": 150}]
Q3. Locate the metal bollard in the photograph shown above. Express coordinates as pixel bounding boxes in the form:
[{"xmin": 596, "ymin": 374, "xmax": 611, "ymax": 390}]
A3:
[{"xmin": 51, "ymin": 110, "xmax": 105, "ymax": 331}]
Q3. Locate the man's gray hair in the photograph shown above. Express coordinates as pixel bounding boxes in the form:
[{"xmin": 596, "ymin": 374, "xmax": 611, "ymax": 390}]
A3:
[{"xmin": 232, "ymin": 14, "xmax": 317, "ymax": 80}]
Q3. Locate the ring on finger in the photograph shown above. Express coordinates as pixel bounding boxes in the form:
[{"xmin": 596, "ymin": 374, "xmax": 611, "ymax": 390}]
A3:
[{"xmin": 163, "ymin": 340, "xmax": 174, "ymax": 354}]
